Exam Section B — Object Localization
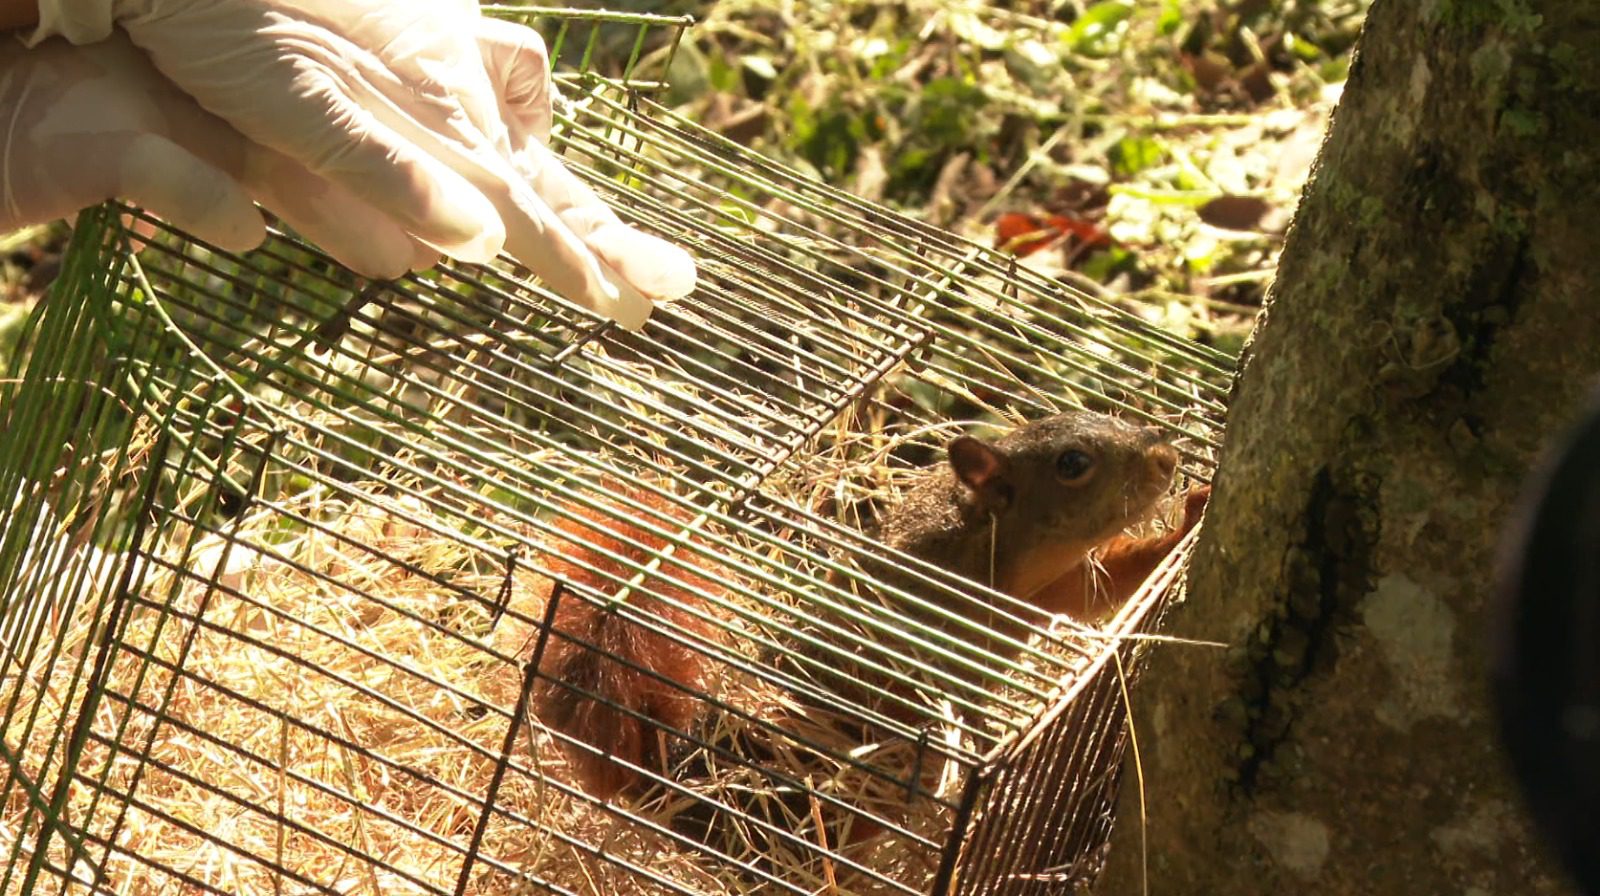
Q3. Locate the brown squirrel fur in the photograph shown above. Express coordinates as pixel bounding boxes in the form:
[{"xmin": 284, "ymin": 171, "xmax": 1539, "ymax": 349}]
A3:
[
  {"xmin": 876, "ymin": 412, "xmax": 1183, "ymax": 612},
  {"xmin": 533, "ymin": 487, "xmax": 732, "ymax": 799},
  {"xmin": 533, "ymin": 413, "xmax": 1201, "ymax": 798}
]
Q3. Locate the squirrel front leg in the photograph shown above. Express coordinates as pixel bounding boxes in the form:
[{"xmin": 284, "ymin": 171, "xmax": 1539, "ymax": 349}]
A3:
[{"xmin": 1031, "ymin": 485, "xmax": 1210, "ymax": 623}]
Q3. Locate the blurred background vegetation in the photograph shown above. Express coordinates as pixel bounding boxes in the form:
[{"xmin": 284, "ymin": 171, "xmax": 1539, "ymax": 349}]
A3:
[{"xmin": 0, "ymin": 0, "xmax": 1371, "ymax": 368}]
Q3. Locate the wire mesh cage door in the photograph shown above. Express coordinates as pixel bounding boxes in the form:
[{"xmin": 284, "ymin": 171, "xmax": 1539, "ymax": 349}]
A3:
[
  {"xmin": 934, "ymin": 533, "xmax": 1200, "ymax": 896},
  {"xmin": 0, "ymin": 6, "xmax": 1232, "ymax": 896}
]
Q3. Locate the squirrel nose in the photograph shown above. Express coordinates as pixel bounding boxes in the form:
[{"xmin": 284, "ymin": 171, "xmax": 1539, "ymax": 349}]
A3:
[{"xmin": 1147, "ymin": 442, "xmax": 1180, "ymax": 481}]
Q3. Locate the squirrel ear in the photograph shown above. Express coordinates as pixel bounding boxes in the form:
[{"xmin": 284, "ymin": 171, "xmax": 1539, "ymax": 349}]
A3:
[{"xmin": 948, "ymin": 436, "xmax": 1013, "ymax": 512}]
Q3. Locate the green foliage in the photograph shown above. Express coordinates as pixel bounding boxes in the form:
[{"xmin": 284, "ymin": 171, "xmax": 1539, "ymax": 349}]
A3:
[
  {"xmin": 1109, "ymin": 135, "xmax": 1166, "ymax": 177},
  {"xmin": 678, "ymin": 0, "xmax": 1371, "ymax": 348},
  {"xmin": 1157, "ymin": 0, "xmax": 1186, "ymax": 37},
  {"xmin": 887, "ymin": 76, "xmax": 991, "ymax": 195},
  {"xmin": 1068, "ymin": 1, "xmax": 1136, "ymax": 55},
  {"xmin": 788, "ymin": 92, "xmax": 885, "ymax": 180},
  {"xmin": 767, "ymin": 21, "xmax": 1002, "ymax": 197},
  {"xmin": 1498, "ymin": 104, "xmax": 1545, "ymax": 139}
]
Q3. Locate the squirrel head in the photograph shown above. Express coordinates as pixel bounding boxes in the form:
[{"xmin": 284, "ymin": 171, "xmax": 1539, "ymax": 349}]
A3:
[{"xmin": 946, "ymin": 412, "xmax": 1180, "ymax": 599}]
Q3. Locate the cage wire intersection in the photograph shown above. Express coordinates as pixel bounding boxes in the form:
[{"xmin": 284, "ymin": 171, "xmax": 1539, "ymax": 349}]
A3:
[{"xmin": 0, "ymin": 6, "xmax": 1232, "ymax": 896}]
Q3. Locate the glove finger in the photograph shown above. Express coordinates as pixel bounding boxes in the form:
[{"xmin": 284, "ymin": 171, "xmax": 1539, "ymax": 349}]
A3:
[
  {"xmin": 476, "ymin": 16, "xmax": 556, "ymax": 144},
  {"xmin": 237, "ymin": 148, "xmax": 426, "ymax": 280},
  {"xmin": 462, "ymin": 16, "xmax": 672, "ymax": 322},
  {"xmin": 117, "ymin": 134, "xmax": 265, "ymax": 252},
  {"xmin": 496, "ymin": 187, "xmax": 653, "ymax": 329},
  {"xmin": 135, "ymin": 14, "xmax": 516, "ymax": 265},
  {"xmin": 0, "ymin": 131, "xmax": 265, "ymax": 253},
  {"xmin": 1, "ymin": 33, "xmax": 426, "ymax": 270},
  {"xmin": 97, "ymin": 42, "xmax": 443, "ymax": 279},
  {"xmin": 474, "ymin": 17, "xmax": 694, "ymax": 304},
  {"xmin": 361, "ymin": 4, "xmax": 520, "ymax": 165},
  {"xmin": 365, "ymin": 87, "xmax": 652, "ymax": 321},
  {"xmin": 409, "ymin": 241, "xmax": 443, "ymax": 273},
  {"xmin": 124, "ymin": 13, "xmax": 642, "ymax": 318},
  {"xmin": 510, "ymin": 139, "xmax": 697, "ymax": 301},
  {"xmin": 293, "ymin": 74, "xmax": 508, "ymax": 266},
  {"xmin": 335, "ymin": 55, "xmax": 635, "ymax": 314},
  {"xmin": 144, "ymin": 51, "xmax": 510, "ymax": 267},
  {"xmin": 0, "ymin": 36, "xmax": 260, "ymax": 248},
  {"xmin": 578, "ymin": 221, "xmax": 699, "ymax": 303}
]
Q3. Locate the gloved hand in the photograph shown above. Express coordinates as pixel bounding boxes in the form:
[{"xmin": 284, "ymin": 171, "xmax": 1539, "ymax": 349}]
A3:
[
  {"xmin": 0, "ymin": 32, "xmax": 450, "ymax": 277},
  {"xmin": 475, "ymin": 17, "xmax": 697, "ymax": 308},
  {"xmin": 8, "ymin": 1, "xmax": 695, "ymax": 328},
  {"xmin": 0, "ymin": 33, "xmax": 276, "ymax": 258}
]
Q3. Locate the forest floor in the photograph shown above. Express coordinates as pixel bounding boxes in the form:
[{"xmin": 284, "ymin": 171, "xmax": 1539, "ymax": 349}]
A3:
[
  {"xmin": 665, "ymin": 0, "xmax": 1370, "ymax": 357},
  {"xmin": 0, "ymin": 0, "xmax": 1371, "ymax": 366}
]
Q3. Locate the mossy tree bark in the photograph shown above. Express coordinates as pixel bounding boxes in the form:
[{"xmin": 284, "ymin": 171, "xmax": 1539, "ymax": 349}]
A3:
[{"xmin": 1099, "ymin": 1, "xmax": 1600, "ymax": 893}]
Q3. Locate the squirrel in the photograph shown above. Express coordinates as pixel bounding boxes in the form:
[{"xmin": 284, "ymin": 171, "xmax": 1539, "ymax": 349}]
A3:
[
  {"xmin": 531, "ymin": 487, "xmax": 734, "ymax": 799},
  {"xmin": 529, "ymin": 412, "xmax": 1204, "ymax": 798},
  {"xmin": 877, "ymin": 412, "xmax": 1183, "ymax": 605}
]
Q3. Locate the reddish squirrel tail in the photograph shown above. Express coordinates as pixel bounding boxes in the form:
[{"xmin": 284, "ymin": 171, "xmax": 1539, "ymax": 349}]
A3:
[{"xmin": 534, "ymin": 487, "xmax": 731, "ymax": 798}]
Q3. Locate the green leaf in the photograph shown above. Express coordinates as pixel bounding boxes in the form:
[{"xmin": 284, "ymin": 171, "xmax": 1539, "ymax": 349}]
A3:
[
  {"xmin": 786, "ymin": 94, "xmax": 869, "ymax": 179},
  {"xmin": 867, "ymin": 37, "xmax": 913, "ymax": 80},
  {"xmin": 1005, "ymin": 37, "xmax": 1064, "ymax": 91},
  {"xmin": 1285, "ymin": 32, "xmax": 1323, "ymax": 62},
  {"xmin": 1108, "ymin": 135, "xmax": 1164, "ymax": 177},
  {"xmin": 889, "ymin": 147, "xmax": 936, "ymax": 182},
  {"xmin": 1068, "ymin": 1, "xmax": 1135, "ymax": 55},
  {"xmin": 1108, "ymin": 184, "xmax": 1215, "ymax": 206},
  {"xmin": 1079, "ymin": 247, "xmax": 1138, "ymax": 283},
  {"xmin": 914, "ymin": 76, "xmax": 986, "ymax": 147},
  {"xmin": 707, "ymin": 51, "xmax": 738, "ymax": 93},
  {"xmin": 1157, "ymin": 0, "xmax": 1184, "ymax": 37}
]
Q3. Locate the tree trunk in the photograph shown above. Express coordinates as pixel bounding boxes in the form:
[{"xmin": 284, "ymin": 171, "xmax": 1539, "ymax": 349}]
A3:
[{"xmin": 1099, "ymin": 1, "xmax": 1600, "ymax": 893}]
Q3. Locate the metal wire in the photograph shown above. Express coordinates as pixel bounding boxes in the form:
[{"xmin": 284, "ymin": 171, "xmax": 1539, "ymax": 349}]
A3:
[{"xmin": 0, "ymin": 8, "xmax": 1230, "ymax": 895}]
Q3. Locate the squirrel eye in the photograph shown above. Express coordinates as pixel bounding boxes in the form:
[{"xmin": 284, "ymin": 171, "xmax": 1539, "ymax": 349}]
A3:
[{"xmin": 1055, "ymin": 449, "xmax": 1095, "ymax": 484}]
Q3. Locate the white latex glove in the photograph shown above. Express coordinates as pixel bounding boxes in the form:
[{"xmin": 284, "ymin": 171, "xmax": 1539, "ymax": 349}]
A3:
[
  {"xmin": 476, "ymin": 18, "xmax": 697, "ymax": 306},
  {"xmin": 18, "ymin": 1, "xmax": 696, "ymax": 328},
  {"xmin": 0, "ymin": 32, "xmax": 433, "ymax": 272}
]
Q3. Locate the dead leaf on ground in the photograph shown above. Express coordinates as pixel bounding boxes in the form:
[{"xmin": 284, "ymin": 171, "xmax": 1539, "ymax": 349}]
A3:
[
  {"xmin": 994, "ymin": 212, "xmax": 1112, "ymax": 257},
  {"xmin": 1197, "ymin": 195, "xmax": 1288, "ymax": 234}
]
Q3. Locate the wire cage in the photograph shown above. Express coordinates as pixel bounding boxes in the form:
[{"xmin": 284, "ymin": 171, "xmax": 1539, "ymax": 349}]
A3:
[{"xmin": 0, "ymin": 6, "xmax": 1232, "ymax": 896}]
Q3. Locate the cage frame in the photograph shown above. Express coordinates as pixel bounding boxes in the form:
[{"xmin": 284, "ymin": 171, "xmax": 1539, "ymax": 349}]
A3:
[{"xmin": 0, "ymin": 6, "xmax": 1233, "ymax": 895}]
